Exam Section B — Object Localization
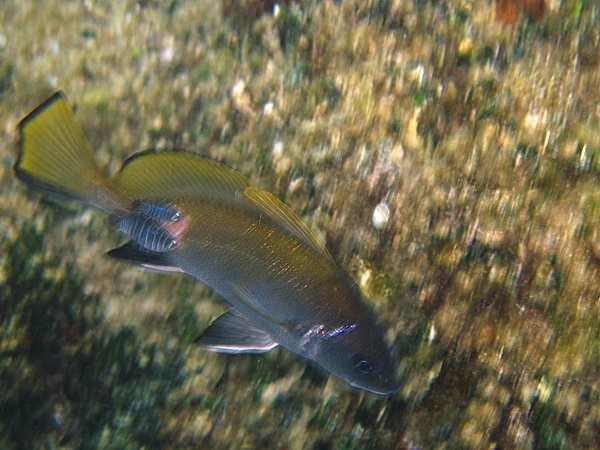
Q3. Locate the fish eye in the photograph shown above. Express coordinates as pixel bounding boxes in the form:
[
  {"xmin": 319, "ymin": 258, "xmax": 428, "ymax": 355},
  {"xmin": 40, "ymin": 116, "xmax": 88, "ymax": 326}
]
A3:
[{"xmin": 354, "ymin": 359, "xmax": 374, "ymax": 374}]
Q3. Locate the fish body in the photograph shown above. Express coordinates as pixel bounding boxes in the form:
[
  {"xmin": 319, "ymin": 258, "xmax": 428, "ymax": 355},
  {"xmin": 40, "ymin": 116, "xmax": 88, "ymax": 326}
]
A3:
[{"xmin": 15, "ymin": 92, "xmax": 399, "ymax": 395}]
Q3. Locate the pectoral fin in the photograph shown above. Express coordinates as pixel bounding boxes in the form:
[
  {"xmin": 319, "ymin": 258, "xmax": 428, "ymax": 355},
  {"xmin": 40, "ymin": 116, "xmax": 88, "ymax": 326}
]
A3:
[{"xmin": 196, "ymin": 309, "xmax": 278, "ymax": 354}]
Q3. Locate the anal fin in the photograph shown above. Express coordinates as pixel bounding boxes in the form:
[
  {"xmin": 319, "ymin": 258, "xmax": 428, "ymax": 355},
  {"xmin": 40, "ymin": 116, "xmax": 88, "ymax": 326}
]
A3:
[{"xmin": 196, "ymin": 309, "xmax": 277, "ymax": 354}]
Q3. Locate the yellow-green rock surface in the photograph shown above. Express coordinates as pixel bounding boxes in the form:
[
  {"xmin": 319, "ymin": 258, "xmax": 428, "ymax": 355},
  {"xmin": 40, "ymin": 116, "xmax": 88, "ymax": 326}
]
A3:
[{"xmin": 1, "ymin": 0, "xmax": 598, "ymax": 448}]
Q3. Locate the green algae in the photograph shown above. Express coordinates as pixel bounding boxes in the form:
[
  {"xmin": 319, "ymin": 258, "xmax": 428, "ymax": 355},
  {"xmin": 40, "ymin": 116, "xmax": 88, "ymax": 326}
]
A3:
[
  {"xmin": 0, "ymin": 223, "xmax": 185, "ymax": 448},
  {"xmin": 1, "ymin": 0, "xmax": 600, "ymax": 448}
]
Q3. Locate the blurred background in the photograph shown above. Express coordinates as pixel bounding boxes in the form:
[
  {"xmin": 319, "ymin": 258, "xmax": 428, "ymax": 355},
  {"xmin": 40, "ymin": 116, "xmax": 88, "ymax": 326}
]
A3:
[{"xmin": 0, "ymin": 0, "xmax": 598, "ymax": 448}]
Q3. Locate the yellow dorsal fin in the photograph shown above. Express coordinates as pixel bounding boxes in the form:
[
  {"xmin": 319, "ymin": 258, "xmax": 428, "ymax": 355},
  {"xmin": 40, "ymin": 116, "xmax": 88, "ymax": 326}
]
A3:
[
  {"xmin": 242, "ymin": 186, "xmax": 332, "ymax": 259},
  {"xmin": 114, "ymin": 151, "xmax": 250, "ymax": 201},
  {"xmin": 114, "ymin": 150, "xmax": 330, "ymax": 258}
]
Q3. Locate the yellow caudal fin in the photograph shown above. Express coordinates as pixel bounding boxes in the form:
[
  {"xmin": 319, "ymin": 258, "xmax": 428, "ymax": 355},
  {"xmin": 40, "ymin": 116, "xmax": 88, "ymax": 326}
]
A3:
[{"xmin": 14, "ymin": 92, "xmax": 126, "ymax": 212}]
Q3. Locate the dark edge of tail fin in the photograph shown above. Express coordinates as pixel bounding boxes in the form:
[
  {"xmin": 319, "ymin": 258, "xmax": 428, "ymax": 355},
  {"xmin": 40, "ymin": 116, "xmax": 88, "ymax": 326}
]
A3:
[
  {"xmin": 13, "ymin": 91, "xmax": 66, "ymax": 183},
  {"xmin": 14, "ymin": 91, "xmax": 67, "ymax": 190},
  {"xmin": 18, "ymin": 92, "xmax": 67, "ymax": 130},
  {"xmin": 13, "ymin": 167, "xmax": 85, "ymax": 202}
]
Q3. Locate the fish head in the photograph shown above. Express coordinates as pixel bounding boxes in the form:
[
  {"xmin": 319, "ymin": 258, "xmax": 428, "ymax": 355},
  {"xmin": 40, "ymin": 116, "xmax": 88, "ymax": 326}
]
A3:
[{"xmin": 304, "ymin": 321, "xmax": 399, "ymax": 395}]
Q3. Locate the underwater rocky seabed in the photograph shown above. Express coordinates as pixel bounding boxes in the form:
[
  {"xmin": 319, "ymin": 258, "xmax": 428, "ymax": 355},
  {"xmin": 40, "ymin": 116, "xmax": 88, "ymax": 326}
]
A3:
[{"xmin": 0, "ymin": 0, "xmax": 599, "ymax": 448}]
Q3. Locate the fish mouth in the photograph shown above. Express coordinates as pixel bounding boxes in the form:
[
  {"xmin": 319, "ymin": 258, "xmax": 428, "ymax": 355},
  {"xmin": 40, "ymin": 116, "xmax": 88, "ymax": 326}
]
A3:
[
  {"xmin": 373, "ymin": 376, "xmax": 401, "ymax": 395},
  {"xmin": 350, "ymin": 374, "xmax": 400, "ymax": 396}
]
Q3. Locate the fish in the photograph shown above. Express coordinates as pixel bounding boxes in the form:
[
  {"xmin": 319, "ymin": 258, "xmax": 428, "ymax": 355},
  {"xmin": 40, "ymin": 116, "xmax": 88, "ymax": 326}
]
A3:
[{"xmin": 14, "ymin": 92, "xmax": 399, "ymax": 395}]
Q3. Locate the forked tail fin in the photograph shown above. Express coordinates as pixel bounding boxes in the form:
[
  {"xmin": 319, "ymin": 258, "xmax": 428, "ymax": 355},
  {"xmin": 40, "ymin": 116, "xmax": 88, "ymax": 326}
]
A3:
[{"xmin": 14, "ymin": 92, "xmax": 126, "ymax": 212}]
